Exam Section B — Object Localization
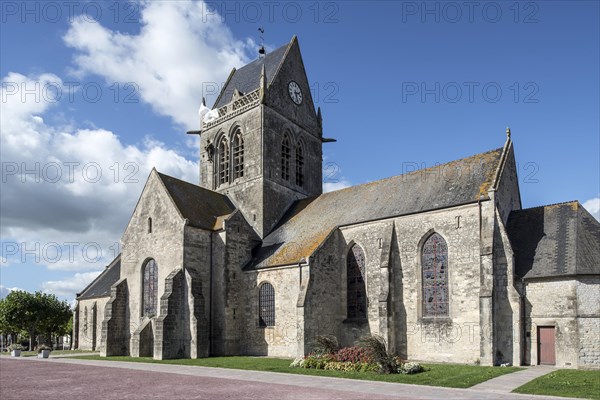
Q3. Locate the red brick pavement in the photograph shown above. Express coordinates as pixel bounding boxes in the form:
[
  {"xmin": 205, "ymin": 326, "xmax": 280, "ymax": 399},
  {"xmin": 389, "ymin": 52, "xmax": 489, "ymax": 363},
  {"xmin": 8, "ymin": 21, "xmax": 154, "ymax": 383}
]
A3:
[{"xmin": 0, "ymin": 358, "xmax": 402, "ymax": 400}]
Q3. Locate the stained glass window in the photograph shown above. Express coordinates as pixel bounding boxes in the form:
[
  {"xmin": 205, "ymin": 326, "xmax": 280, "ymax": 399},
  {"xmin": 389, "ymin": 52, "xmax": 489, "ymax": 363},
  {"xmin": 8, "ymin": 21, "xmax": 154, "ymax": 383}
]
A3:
[
  {"xmin": 281, "ymin": 135, "xmax": 291, "ymax": 181},
  {"xmin": 295, "ymin": 141, "xmax": 304, "ymax": 187},
  {"xmin": 143, "ymin": 259, "xmax": 158, "ymax": 317},
  {"xmin": 347, "ymin": 244, "xmax": 367, "ymax": 320},
  {"xmin": 83, "ymin": 306, "xmax": 88, "ymax": 336},
  {"xmin": 232, "ymin": 130, "xmax": 244, "ymax": 180},
  {"xmin": 218, "ymin": 137, "xmax": 229, "ymax": 185},
  {"xmin": 259, "ymin": 283, "xmax": 275, "ymax": 327},
  {"xmin": 421, "ymin": 233, "xmax": 449, "ymax": 317}
]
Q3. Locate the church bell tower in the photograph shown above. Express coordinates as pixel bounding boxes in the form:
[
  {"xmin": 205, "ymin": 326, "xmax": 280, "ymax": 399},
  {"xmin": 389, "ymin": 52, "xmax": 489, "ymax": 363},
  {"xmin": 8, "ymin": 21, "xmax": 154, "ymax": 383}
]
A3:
[{"xmin": 195, "ymin": 36, "xmax": 324, "ymax": 238}]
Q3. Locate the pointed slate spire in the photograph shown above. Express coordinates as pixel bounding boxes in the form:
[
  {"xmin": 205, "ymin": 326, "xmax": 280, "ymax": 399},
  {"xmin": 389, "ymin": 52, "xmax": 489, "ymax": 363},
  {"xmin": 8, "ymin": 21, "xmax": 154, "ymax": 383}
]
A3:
[
  {"xmin": 317, "ymin": 107, "xmax": 322, "ymax": 128},
  {"xmin": 260, "ymin": 64, "xmax": 267, "ymax": 104}
]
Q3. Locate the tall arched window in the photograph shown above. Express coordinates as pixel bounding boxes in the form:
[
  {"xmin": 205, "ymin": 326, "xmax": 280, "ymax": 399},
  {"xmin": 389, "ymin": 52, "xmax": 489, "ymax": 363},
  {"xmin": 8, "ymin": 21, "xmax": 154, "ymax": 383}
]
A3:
[
  {"xmin": 142, "ymin": 259, "xmax": 158, "ymax": 317},
  {"xmin": 421, "ymin": 232, "xmax": 449, "ymax": 318},
  {"xmin": 347, "ymin": 244, "xmax": 367, "ymax": 320},
  {"xmin": 232, "ymin": 130, "xmax": 244, "ymax": 180},
  {"xmin": 83, "ymin": 306, "xmax": 88, "ymax": 336},
  {"xmin": 295, "ymin": 141, "xmax": 304, "ymax": 187},
  {"xmin": 258, "ymin": 282, "xmax": 275, "ymax": 327},
  {"xmin": 218, "ymin": 137, "xmax": 229, "ymax": 185},
  {"xmin": 281, "ymin": 135, "xmax": 291, "ymax": 181}
]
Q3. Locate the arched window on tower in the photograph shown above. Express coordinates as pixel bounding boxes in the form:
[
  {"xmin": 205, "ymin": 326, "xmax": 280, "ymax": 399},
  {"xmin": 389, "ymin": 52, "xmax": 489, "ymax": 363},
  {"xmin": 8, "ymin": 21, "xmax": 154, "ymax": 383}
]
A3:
[
  {"xmin": 281, "ymin": 135, "xmax": 291, "ymax": 181},
  {"xmin": 258, "ymin": 282, "xmax": 275, "ymax": 327},
  {"xmin": 295, "ymin": 141, "xmax": 304, "ymax": 187},
  {"xmin": 147, "ymin": 217, "xmax": 152, "ymax": 234},
  {"xmin": 347, "ymin": 244, "xmax": 367, "ymax": 320},
  {"xmin": 421, "ymin": 232, "xmax": 449, "ymax": 318},
  {"xmin": 218, "ymin": 137, "xmax": 229, "ymax": 186},
  {"xmin": 232, "ymin": 130, "xmax": 244, "ymax": 180},
  {"xmin": 142, "ymin": 259, "xmax": 158, "ymax": 317}
]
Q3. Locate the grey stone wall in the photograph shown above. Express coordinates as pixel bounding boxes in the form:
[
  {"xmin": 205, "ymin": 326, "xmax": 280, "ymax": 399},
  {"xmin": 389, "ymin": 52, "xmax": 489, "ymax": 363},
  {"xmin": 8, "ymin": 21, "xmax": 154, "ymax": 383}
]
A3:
[
  {"xmin": 200, "ymin": 107, "xmax": 265, "ymax": 234},
  {"xmin": 241, "ymin": 265, "xmax": 302, "ymax": 358},
  {"xmin": 524, "ymin": 278, "xmax": 579, "ymax": 368},
  {"xmin": 100, "ymin": 278, "xmax": 128, "ymax": 356},
  {"xmin": 303, "ymin": 230, "xmax": 341, "ymax": 353},
  {"xmin": 210, "ymin": 211, "xmax": 258, "ymax": 356},
  {"xmin": 131, "ymin": 318, "xmax": 154, "ymax": 357},
  {"xmin": 186, "ymin": 268, "xmax": 209, "ymax": 358},
  {"xmin": 121, "ymin": 170, "xmax": 186, "ymax": 343},
  {"xmin": 155, "ymin": 268, "xmax": 187, "ymax": 359},
  {"xmin": 576, "ymin": 276, "xmax": 600, "ymax": 368},
  {"xmin": 492, "ymin": 212, "xmax": 523, "ymax": 366},
  {"xmin": 182, "ymin": 226, "xmax": 211, "ymax": 356},
  {"xmin": 302, "ymin": 202, "xmax": 488, "ymax": 364}
]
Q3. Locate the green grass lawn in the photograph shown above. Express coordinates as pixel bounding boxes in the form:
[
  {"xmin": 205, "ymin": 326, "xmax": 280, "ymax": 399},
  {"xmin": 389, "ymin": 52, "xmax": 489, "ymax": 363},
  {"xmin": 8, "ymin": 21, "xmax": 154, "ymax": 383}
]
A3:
[
  {"xmin": 71, "ymin": 355, "xmax": 522, "ymax": 388},
  {"xmin": 513, "ymin": 369, "xmax": 600, "ymax": 399}
]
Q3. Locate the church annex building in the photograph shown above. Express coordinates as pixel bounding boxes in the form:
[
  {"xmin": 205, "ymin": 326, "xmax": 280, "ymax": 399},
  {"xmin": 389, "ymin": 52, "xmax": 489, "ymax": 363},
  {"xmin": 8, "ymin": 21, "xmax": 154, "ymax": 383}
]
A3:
[{"xmin": 73, "ymin": 37, "xmax": 600, "ymax": 369}]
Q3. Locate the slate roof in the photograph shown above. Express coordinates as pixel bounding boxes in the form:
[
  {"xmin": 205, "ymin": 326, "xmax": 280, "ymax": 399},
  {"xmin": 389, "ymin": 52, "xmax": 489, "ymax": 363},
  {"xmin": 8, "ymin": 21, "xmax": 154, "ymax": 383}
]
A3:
[
  {"xmin": 77, "ymin": 255, "xmax": 121, "ymax": 300},
  {"xmin": 213, "ymin": 41, "xmax": 290, "ymax": 109},
  {"xmin": 507, "ymin": 201, "xmax": 600, "ymax": 279},
  {"xmin": 157, "ymin": 172, "xmax": 235, "ymax": 231},
  {"xmin": 247, "ymin": 147, "xmax": 505, "ymax": 268}
]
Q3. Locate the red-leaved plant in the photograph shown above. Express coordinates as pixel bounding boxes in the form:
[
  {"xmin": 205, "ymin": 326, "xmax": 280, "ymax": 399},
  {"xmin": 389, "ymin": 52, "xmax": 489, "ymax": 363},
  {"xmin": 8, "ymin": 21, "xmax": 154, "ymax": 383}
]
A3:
[{"xmin": 334, "ymin": 346, "xmax": 374, "ymax": 364}]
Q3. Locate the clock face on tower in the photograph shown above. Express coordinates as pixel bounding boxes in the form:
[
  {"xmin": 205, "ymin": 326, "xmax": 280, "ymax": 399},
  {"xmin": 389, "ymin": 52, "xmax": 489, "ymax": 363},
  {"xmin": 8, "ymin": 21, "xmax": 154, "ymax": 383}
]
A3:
[{"xmin": 288, "ymin": 81, "xmax": 303, "ymax": 105}]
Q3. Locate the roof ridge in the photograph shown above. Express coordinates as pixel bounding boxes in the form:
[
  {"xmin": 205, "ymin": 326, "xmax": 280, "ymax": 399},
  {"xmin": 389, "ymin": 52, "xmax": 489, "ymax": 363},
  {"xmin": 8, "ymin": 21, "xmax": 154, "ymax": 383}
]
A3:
[
  {"xmin": 321, "ymin": 146, "xmax": 504, "ymax": 196},
  {"xmin": 156, "ymin": 171, "xmax": 228, "ymax": 198},
  {"xmin": 514, "ymin": 200, "xmax": 580, "ymax": 212},
  {"xmin": 77, "ymin": 254, "xmax": 121, "ymax": 299}
]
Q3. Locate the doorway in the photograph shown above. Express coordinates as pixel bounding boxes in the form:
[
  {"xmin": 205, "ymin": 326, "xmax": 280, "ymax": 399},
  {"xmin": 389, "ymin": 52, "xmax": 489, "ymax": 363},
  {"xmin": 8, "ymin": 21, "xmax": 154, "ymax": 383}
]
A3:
[{"xmin": 537, "ymin": 326, "xmax": 556, "ymax": 365}]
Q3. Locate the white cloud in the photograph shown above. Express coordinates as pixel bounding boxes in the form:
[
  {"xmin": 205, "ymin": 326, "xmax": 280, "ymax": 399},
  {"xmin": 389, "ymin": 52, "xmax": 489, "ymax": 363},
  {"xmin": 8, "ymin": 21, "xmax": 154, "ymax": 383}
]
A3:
[
  {"xmin": 583, "ymin": 197, "xmax": 600, "ymax": 221},
  {"xmin": 0, "ymin": 286, "xmax": 23, "ymax": 298},
  {"xmin": 323, "ymin": 179, "xmax": 352, "ymax": 193},
  {"xmin": 1, "ymin": 72, "xmax": 198, "ymax": 271},
  {"xmin": 42, "ymin": 271, "xmax": 102, "ymax": 300},
  {"xmin": 63, "ymin": 0, "xmax": 251, "ymax": 128}
]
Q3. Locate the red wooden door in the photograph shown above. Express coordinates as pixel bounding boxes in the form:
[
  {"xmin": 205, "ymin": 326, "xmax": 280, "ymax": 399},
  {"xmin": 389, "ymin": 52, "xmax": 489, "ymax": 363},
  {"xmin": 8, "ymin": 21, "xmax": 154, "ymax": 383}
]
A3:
[{"xmin": 538, "ymin": 326, "xmax": 556, "ymax": 365}]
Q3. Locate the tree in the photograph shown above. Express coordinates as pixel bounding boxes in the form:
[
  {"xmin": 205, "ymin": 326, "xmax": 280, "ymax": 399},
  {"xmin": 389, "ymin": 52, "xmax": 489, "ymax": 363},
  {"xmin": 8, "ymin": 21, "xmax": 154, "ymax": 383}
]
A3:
[
  {"xmin": 0, "ymin": 291, "xmax": 39, "ymax": 350},
  {"xmin": 37, "ymin": 293, "xmax": 71, "ymax": 346},
  {"xmin": 0, "ymin": 290, "xmax": 72, "ymax": 350}
]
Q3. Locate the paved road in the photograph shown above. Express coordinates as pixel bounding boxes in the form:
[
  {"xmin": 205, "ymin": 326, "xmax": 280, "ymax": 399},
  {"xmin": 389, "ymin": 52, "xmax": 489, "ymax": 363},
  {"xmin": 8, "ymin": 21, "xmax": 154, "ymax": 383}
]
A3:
[{"xmin": 0, "ymin": 357, "xmax": 565, "ymax": 400}]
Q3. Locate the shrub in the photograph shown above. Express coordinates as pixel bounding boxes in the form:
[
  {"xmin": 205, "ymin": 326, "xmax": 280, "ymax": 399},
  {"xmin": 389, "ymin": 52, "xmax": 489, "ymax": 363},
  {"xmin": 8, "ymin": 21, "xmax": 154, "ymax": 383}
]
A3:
[
  {"xmin": 289, "ymin": 356, "xmax": 305, "ymax": 368},
  {"xmin": 359, "ymin": 335, "xmax": 395, "ymax": 374},
  {"xmin": 313, "ymin": 335, "xmax": 339, "ymax": 356},
  {"xmin": 37, "ymin": 344, "xmax": 52, "ymax": 353},
  {"xmin": 8, "ymin": 344, "xmax": 23, "ymax": 351},
  {"xmin": 303, "ymin": 353, "xmax": 335, "ymax": 369},
  {"xmin": 398, "ymin": 362, "xmax": 424, "ymax": 375},
  {"xmin": 324, "ymin": 361, "xmax": 378, "ymax": 373},
  {"xmin": 334, "ymin": 346, "xmax": 373, "ymax": 364}
]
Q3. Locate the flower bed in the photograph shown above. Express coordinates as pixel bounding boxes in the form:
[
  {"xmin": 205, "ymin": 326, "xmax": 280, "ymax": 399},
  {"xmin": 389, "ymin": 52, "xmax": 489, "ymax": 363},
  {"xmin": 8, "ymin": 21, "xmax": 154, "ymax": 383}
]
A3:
[{"xmin": 290, "ymin": 335, "xmax": 425, "ymax": 376}]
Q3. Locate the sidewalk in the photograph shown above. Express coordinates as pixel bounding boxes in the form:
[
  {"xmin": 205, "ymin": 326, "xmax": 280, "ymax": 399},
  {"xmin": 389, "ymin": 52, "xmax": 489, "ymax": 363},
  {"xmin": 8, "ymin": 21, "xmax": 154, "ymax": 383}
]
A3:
[
  {"xmin": 471, "ymin": 365, "xmax": 555, "ymax": 393},
  {"xmin": 5, "ymin": 356, "xmax": 569, "ymax": 400}
]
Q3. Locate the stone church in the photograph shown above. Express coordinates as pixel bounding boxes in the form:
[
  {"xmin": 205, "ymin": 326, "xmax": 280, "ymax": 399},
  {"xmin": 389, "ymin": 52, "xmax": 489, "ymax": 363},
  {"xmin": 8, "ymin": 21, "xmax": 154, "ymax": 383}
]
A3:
[{"xmin": 74, "ymin": 36, "xmax": 599, "ymax": 369}]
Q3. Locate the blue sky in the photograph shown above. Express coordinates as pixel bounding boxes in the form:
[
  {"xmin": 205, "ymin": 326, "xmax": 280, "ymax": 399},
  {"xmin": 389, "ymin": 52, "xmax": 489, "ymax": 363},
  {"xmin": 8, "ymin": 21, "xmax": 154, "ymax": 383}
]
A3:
[{"xmin": 1, "ymin": 1, "xmax": 598, "ymax": 301}]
